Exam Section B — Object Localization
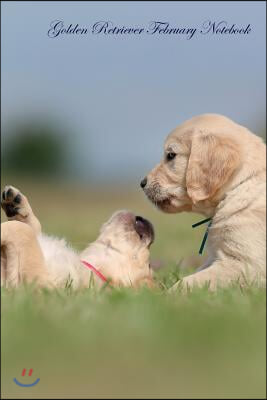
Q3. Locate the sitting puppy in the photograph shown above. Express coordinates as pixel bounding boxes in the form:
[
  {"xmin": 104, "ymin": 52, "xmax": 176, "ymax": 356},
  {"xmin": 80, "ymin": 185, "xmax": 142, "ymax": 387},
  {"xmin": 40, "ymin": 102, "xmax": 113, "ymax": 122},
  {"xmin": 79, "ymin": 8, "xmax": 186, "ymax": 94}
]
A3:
[
  {"xmin": 1, "ymin": 186, "xmax": 154, "ymax": 289},
  {"xmin": 141, "ymin": 114, "xmax": 266, "ymax": 290}
]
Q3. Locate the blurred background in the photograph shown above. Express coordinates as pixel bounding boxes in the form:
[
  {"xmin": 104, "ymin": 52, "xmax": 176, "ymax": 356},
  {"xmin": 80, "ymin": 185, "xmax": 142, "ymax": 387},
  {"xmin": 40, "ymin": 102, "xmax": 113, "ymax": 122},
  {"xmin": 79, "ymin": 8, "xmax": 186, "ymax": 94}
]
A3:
[
  {"xmin": 1, "ymin": 2, "xmax": 266, "ymax": 398},
  {"xmin": 1, "ymin": 1, "xmax": 266, "ymax": 183}
]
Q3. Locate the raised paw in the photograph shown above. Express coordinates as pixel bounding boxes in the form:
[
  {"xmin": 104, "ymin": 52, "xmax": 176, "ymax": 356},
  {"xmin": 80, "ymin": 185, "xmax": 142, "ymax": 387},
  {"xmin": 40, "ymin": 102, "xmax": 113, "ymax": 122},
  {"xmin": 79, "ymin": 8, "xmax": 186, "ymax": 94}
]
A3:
[{"xmin": 1, "ymin": 185, "xmax": 30, "ymax": 219}]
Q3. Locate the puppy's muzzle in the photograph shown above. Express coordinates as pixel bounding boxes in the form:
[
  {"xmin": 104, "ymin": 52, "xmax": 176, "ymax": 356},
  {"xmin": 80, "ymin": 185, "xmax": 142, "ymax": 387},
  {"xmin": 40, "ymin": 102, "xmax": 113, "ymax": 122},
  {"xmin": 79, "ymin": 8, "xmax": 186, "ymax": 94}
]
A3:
[{"xmin": 135, "ymin": 216, "xmax": 155, "ymax": 245}]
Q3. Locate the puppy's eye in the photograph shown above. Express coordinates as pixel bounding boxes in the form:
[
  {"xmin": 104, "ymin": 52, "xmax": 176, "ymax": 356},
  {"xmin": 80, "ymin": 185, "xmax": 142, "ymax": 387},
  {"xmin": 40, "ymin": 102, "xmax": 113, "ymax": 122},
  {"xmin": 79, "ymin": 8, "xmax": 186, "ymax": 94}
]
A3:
[{"xmin": 166, "ymin": 152, "xmax": 176, "ymax": 161}]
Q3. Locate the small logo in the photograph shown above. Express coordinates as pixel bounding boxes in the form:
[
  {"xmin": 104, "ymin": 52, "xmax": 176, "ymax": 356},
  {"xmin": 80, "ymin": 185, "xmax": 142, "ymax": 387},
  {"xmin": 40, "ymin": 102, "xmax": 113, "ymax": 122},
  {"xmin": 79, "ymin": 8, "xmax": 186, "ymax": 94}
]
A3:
[{"xmin": 13, "ymin": 369, "xmax": 40, "ymax": 387}]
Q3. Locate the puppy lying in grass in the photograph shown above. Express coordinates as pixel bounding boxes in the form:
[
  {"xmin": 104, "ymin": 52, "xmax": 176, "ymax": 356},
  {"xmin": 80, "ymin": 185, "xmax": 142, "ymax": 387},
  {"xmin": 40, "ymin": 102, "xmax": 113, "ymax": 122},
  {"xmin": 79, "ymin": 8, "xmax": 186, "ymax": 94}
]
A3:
[
  {"xmin": 141, "ymin": 114, "xmax": 266, "ymax": 290},
  {"xmin": 1, "ymin": 186, "xmax": 154, "ymax": 289}
]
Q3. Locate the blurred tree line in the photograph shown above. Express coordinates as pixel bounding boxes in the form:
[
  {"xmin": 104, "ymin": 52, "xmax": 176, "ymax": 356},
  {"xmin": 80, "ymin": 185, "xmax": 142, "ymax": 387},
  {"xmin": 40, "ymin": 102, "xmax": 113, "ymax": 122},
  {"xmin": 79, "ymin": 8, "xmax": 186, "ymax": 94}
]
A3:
[
  {"xmin": 2, "ymin": 120, "xmax": 70, "ymax": 179},
  {"xmin": 1, "ymin": 117, "xmax": 265, "ymax": 182}
]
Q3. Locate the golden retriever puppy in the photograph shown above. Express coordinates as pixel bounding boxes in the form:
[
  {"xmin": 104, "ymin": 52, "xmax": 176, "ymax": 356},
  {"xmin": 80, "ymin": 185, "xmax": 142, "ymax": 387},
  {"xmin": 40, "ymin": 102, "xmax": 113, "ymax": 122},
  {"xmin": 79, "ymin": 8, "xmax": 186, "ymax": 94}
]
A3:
[
  {"xmin": 1, "ymin": 186, "xmax": 154, "ymax": 289},
  {"xmin": 141, "ymin": 114, "xmax": 266, "ymax": 290}
]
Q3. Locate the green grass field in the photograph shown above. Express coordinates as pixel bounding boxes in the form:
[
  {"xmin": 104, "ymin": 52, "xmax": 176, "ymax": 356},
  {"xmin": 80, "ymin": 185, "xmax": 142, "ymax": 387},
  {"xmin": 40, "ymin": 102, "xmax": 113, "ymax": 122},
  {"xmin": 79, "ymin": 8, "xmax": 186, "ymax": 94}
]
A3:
[{"xmin": 1, "ymin": 180, "xmax": 266, "ymax": 399}]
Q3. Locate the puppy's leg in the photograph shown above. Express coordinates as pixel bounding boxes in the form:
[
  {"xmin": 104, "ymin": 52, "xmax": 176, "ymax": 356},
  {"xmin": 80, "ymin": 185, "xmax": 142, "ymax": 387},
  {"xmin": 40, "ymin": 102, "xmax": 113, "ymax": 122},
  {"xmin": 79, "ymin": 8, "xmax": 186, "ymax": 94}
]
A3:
[
  {"xmin": 170, "ymin": 259, "xmax": 258, "ymax": 292},
  {"xmin": 1, "ymin": 186, "xmax": 41, "ymax": 234},
  {"xmin": 1, "ymin": 221, "xmax": 49, "ymax": 288}
]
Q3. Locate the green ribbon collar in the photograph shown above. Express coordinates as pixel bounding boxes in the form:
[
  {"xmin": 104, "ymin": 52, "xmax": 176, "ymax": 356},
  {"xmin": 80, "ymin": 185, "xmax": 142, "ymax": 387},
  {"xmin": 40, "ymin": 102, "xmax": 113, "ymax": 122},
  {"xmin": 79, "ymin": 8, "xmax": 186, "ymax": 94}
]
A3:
[{"xmin": 192, "ymin": 217, "xmax": 212, "ymax": 255}]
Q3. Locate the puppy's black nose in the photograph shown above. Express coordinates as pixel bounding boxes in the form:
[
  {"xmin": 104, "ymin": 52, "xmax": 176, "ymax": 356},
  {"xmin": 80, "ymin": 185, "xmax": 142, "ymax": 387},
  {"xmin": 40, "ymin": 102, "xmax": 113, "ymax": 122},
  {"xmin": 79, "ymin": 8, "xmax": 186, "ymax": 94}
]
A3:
[{"xmin": 140, "ymin": 177, "xmax": 147, "ymax": 189}]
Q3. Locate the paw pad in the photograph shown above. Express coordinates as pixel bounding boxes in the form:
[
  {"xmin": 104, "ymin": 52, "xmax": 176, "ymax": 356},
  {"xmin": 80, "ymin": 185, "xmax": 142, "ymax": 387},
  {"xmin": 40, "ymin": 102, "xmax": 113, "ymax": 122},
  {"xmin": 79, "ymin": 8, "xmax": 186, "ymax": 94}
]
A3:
[{"xmin": 1, "ymin": 186, "xmax": 22, "ymax": 217}]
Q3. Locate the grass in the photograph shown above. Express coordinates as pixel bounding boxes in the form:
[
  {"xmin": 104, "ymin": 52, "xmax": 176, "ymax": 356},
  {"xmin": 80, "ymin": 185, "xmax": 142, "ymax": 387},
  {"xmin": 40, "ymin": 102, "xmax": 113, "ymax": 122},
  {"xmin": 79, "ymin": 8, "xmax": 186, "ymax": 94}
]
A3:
[{"xmin": 1, "ymin": 180, "xmax": 266, "ymax": 398}]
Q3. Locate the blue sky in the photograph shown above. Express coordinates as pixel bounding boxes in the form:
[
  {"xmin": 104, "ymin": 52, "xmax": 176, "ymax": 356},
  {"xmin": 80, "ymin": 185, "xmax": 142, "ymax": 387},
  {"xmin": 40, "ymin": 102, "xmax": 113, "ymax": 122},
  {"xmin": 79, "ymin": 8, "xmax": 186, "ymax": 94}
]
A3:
[{"xmin": 2, "ymin": 1, "xmax": 266, "ymax": 182}]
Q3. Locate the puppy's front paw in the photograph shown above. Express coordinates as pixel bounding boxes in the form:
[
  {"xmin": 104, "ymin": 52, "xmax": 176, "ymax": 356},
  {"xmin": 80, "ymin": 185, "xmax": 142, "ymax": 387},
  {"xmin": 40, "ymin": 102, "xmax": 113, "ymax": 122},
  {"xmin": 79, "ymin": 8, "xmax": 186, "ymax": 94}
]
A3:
[{"xmin": 1, "ymin": 186, "xmax": 29, "ymax": 219}]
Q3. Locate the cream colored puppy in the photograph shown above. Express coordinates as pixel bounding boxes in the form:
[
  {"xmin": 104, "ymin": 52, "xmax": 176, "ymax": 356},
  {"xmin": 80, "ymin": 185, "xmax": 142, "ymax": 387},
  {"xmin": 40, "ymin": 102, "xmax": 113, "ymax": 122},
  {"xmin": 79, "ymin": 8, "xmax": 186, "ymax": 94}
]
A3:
[
  {"xmin": 141, "ymin": 114, "xmax": 266, "ymax": 290},
  {"xmin": 1, "ymin": 186, "xmax": 154, "ymax": 289}
]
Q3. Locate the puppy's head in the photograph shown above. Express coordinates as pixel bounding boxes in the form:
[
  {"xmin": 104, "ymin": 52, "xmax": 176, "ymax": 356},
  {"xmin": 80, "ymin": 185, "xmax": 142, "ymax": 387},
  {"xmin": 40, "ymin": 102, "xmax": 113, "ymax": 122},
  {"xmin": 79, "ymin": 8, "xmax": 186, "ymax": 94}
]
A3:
[
  {"xmin": 141, "ymin": 114, "xmax": 242, "ymax": 213},
  {"xmin": 97, "ymin": 210, "xmax": 155, "ymax": 287}
]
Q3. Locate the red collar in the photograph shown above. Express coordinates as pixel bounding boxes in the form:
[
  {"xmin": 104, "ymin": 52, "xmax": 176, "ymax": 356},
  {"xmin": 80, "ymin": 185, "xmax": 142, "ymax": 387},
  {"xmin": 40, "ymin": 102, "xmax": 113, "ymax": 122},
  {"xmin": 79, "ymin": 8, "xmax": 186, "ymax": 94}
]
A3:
[{"xmin": 81, "ymin": 260, "xmax": 108, "ymax": 283}]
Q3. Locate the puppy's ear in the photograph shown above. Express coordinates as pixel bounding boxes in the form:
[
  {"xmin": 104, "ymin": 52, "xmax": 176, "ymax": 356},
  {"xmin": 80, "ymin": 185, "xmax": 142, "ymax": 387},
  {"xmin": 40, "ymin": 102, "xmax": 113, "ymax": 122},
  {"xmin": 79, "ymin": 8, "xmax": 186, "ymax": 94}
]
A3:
[{"xmin": 186, "ymin": 132, "xmax": 240, "ymax": 204}]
